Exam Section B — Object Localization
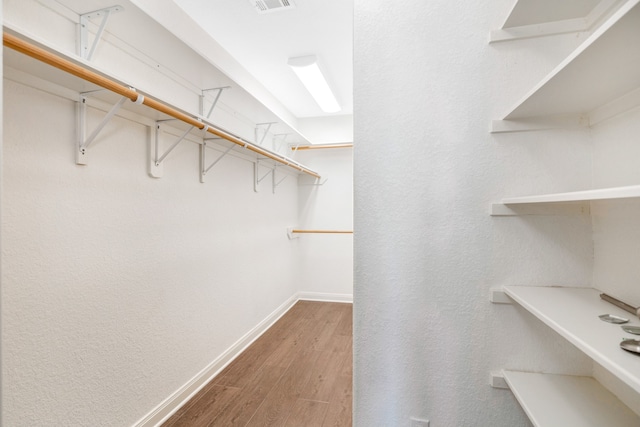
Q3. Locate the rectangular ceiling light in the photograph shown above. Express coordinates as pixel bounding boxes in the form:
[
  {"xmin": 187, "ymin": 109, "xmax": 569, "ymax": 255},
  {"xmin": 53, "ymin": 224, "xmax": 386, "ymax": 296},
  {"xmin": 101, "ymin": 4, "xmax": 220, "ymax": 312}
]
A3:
[{"xmin": 288, "ymin": 56, "xmax": 340, "ymax": 113}]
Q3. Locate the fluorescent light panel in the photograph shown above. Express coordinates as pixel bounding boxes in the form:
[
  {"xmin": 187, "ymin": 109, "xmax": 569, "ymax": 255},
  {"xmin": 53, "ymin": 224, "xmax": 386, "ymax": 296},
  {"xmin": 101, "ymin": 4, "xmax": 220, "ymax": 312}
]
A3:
[{"xmin": 288, "ymin": 56, "xmax": 340, "ymax": 113}]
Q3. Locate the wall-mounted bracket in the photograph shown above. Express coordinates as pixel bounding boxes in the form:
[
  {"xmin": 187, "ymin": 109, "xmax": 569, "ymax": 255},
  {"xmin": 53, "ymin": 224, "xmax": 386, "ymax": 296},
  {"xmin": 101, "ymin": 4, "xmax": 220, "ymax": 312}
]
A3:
[
  {"xmin": 200, "ymin": 140, "xmax": 235, "ymax": 183},
  {"xmin": 286, "ymin": 227, "xmax": 300, "ymax": 240},
  {"xmin": 149, "ymin": 121, "xmax": 195, "ymax": 178},
  {"xmin": 490, "ymin": 371, "xmax": 509, "ymax": 389},
  {"xmin": 255, "ymin": 122, "xmax": 276, "ymax": 147},
  {"xmin": 272, "ymin": 165, "xmax": 287, "ymax": 193},
  {"xmin": 79, "ymin": 5, "xmax": 124, "ymax": 61},
  {"xmin": 490, "ymin": 288, "xmax": 512, "ymax": 304},
  {"xmin": 200, "ymin": 86, "xmax": 230, "ymax": 119},
  {"xmin": 76, "ymin": 92, "xmax": 132, "ymax": 165},
  {"xmin": 299, "ymin": 176, "xmax": 329, "ymax": 186},
  {"xmin": 254, "ymin": 159, "xmax": 274, "ymax": 192},
  {"xmin": 272, "ymin": 133, "xmax": 290, "ymax": 153},
  {"xmin": 290, "ymin": 142, "xmax": 301, "ymax": 157}
]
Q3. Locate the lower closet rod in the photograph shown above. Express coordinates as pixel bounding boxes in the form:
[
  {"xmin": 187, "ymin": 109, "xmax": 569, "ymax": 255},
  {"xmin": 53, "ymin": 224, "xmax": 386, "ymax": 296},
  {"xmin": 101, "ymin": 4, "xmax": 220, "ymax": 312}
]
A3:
[{"xmin": 3, "ymin": 31, "xmax": 321, "ymax": 180}]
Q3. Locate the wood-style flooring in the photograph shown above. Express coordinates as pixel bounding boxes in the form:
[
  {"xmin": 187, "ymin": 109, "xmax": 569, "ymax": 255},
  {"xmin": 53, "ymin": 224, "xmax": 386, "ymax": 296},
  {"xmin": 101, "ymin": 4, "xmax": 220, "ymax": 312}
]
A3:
[{"xmin": 162, "ymin": 300, "xmax": 353, "ymax": 427}]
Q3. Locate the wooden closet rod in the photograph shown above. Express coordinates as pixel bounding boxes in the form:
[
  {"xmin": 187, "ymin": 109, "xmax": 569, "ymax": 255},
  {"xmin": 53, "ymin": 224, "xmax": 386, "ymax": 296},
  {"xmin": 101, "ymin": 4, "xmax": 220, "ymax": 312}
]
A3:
[
  {"xmin": 292, "ymin": 143, "xmax": 353, "ymax": 151},
  {"xmin": 291, "ymin": 229, "xmax": 353, "ymax": 234},
  {"xmin": 3, "ymin": 32, "xmax": 321, "ymax": 179}
]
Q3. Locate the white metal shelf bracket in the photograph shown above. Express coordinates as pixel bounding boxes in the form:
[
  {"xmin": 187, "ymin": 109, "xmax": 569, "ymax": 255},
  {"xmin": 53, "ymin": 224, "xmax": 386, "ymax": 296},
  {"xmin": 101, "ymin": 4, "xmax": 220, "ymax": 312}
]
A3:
[
  {"xmin": 76, "ymin": 90, "xmax": 142, "ymax": 165},
  {"xmin": 490, "ymin": 371, "xmax": 509, "ymax": 389},
  {"xmin": 199, "ymin": 140, "xmax": 235, "ymax": 183},
  {"xmin": 78, "ymin": 5, "xmax": 124, "ymax": 61},
  {"xmin": 299, "ymin": 176, "xmax": 329, "ymax": 186},
  {"xmin": 254, "ymin": 159, "xmax": 274, "ymax": 192},
  {"xmin": 200, "ymin": 87, "xmax": 230, "ymax": 119},
  {"xmin": 272, "ymin": 165, "xmax": 287, "ymax": 193},
  {"xmin": 490, "ymin": 288, "xmax": 512, "ymax": 304},
  {"xmin": 255, "ymin": 122, "xmax": 276, "ymax": 146},
  {"xmin": 286, "ymin": 227, "xmax": 300, "ymax": 240},
  {"xmin": 151, "ymin": 120, "xmax": 209, "ymax": 178},
  {"xmin": 273, "ymin": 133, "xmax": 290, "ymax": 152}
]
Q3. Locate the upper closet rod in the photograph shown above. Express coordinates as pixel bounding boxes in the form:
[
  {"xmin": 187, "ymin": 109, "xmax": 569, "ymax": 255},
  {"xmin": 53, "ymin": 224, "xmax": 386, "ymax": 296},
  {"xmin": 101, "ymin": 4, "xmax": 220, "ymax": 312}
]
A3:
[{"xmin": 3, "ymin": 31, "xmax": 321, "ymax": 180}]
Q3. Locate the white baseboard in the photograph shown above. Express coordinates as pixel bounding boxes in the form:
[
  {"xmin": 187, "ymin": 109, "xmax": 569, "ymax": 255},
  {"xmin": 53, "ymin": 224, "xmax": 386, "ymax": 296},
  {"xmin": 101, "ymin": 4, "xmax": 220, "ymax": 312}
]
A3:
[
  {"xmin": 133, "ymin": 291, "xmax": 353, "ymax": 427},
  {"xmin": 132, "ymin": 293, "xmax": 299, "ymax": 427},
  {"xmin": 298, "ymin": 291, "xmax": 353, "ymax": 303}
]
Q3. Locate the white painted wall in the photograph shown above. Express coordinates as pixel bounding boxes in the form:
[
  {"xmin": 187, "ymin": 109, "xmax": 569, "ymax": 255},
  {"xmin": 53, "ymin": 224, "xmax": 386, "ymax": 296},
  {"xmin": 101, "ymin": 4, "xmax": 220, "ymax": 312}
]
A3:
[
  {"xmin": 354, "ymin": 1, "xmax": 599, "ymax": 425},
  {"xmin": 590, "ymin": 107, "xmax": 640, "ymax": 411},
  {"xmin": 2, "ymin": 76, "xmax": 301, "ymax": 427},
  {"xmin": 296, "ymin": 147, "xmax": 353, "ymax": 299},
  {"xmin": 591, "ymin": 107, "xmax": 640, "ymax": 304},
  {"xmin": 298, "ymin": 115, "xmax": 354, "ymax": 144},
  {"xmin": 1, "ymin": 1, "xmax": 353, "ymax": 426}
]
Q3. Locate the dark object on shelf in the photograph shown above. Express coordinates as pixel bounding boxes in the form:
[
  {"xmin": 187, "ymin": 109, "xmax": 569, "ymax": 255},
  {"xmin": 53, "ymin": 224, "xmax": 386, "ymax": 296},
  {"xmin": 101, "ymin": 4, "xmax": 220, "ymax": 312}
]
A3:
[
  {"xmin": 620, "ymin": 339, "xmax": 640, "ymax": 355},
  {"xmin": 600, "ymin": 293, "xmax": 640, "ymax": 318},
  {"xmin": 599, "ymin": 314, "xmax": 629, "ymax": 324},
  {"xmin": 622, "ymin": 325, "xmax": 640, "ymax": 335}
]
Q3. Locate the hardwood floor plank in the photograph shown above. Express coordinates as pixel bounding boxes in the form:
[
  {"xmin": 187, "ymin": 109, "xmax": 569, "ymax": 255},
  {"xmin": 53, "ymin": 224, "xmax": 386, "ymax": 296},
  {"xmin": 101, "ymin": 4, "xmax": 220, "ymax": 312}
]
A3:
[
  {"xmin": 163, "ymin": 385, "xmax": 240, "ymax": 427},
  {"xmin": 284, "ymin": 399, "xmax": 329, "ymax": 427},
  {"xmin": 245, "ymin": 349, "xmax": 321, "ymax": 427},
  {"xmin": 161, "ymin": 301, "xmax": 352, "ymax": 427},
  {"xmin": 334, "ymin": 304, "xmax": 353, "ymax": 337},
  {"xmin": 301, "ymin": 349, "xmax": 348, "ymax": 403},
  {"xmin": 215, "ymin": 326, "xmax": 289, "ymax": 387},
  {"xmin": 262, "ymin": 317, "xmax": 315, "ymax": 369},
  {"xmin": 340, "ymin": 339, "xmax": 353, "ymax": 379},
  {"xmin": 207, "ymin": 365, "xmax": 286, "ymax": 427},
  {"xmin": 308, "ymin": 306, "xmax": 343, "ymax": 351},
  {"xmin": 321, "ymin": 374, "xmax": 352, "ymax": 427}
]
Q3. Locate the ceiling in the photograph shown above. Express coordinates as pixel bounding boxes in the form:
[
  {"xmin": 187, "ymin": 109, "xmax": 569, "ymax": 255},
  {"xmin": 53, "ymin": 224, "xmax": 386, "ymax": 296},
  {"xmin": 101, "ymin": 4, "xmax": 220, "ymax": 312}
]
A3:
[{"xmin": 170, "ymin": 0, "xmax": 353, "ymax": 120}]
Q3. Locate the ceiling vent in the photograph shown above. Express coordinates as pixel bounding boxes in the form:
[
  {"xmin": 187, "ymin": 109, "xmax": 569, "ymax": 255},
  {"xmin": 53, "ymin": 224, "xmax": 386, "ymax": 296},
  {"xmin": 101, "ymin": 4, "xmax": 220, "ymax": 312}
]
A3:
[{"xmin": 251, "ymin": 0, "xmax": 296, "ymax": 14}]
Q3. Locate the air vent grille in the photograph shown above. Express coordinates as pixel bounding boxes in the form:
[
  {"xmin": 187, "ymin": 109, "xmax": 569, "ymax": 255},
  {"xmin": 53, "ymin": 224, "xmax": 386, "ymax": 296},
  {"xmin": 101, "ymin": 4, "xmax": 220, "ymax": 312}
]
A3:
[{"xmin": 251, "ymin": 0, "xmax": 296, "ymax": 14}]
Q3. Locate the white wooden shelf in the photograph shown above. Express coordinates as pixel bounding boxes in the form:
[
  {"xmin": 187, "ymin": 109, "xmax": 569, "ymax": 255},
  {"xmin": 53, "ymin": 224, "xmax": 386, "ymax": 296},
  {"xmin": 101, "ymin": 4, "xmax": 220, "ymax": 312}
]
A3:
[
  {"xmin": 2, "ymin": 25, "xmax": 319, "ymax": 180},
  {"xmin": 491, "ymin": 0, "xmax": 618, "ymax": 42},
  {"xmin": 491, "ymin": 184, "xmax": 640, "ymax": 215},
  {"xmin": 492, "ymin": 0, "xmax": 640, "ymax": 131},
  {"xmin": 503, "ymin": 370, "xmax": 640, "ymax": 426},
  {"xmin": 503, "ymin": 286, "xmax": 640, "ymax": 393}
]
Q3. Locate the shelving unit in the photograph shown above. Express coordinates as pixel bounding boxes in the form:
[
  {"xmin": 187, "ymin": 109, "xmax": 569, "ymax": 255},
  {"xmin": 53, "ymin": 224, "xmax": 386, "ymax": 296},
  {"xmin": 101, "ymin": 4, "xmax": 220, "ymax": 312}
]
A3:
[
  {"xmin": 491, "ymin": 185, "xmax": 640, "ymax": 215},
  {"xmin": 491, "ymin": 0, "xmax": 640, "ymax": 424},
  {"xmin": 492, "ymin": 0, "xmax": 640, "ymax": 132},
  {"xmin": 3, "ymin": 0, "xmax": 322, "ymax": 184},
  {"xmin": 503, "ymin": 286, "xmax": 640, "ymax": 393},
  {"xmin": 491, "ymin": 0, "xmax": 619, "ymax": 43},
  {"xmin": 502, "ymin": 370, "xmax": 640, "ymax": 426}
]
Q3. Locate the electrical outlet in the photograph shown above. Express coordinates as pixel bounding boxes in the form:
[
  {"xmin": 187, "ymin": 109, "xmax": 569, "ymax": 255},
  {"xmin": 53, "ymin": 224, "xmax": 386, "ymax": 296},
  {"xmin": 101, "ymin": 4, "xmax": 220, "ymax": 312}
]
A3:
[{"xmin": 410, "ymin": 417, "xmax": 429, "ymax": 427}]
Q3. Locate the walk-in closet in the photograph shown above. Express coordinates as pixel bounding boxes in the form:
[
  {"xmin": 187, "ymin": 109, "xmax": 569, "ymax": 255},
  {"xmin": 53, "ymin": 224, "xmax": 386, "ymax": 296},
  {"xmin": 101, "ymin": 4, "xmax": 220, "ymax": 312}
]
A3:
[{"xmin": 3, "ymin": 0, "xmax": 640, "ymax": 426}]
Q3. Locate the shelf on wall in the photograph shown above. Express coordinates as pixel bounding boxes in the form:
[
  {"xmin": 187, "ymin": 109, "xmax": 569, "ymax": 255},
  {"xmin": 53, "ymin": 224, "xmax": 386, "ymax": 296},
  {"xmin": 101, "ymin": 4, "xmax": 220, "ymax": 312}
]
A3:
[
  {"xmin": 502, "ymin": 286, "xmax": 640, "ymax": 394},
  {"xmin": 2, "ymin": 24, "xmax": 320, "ymax": 180},
  {"xmin": 491, "ymin": 0, "xmax": 619, "ymax": 42},
  {"xmin": 491, "ymin": 184, "xmax": 640, "ymax": 215},
  {"xmin": 503, "ymin": 370, "xmax": 640, "ymax": 427},
  {"xmin": 492, "ymin": 0, "xmax": 640, "ymax": 131}
]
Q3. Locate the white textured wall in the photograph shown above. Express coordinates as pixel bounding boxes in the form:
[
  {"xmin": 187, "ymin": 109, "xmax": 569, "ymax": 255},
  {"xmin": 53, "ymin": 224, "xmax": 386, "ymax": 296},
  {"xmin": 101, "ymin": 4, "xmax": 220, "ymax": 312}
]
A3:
[
  {"xmin": 589, "ymin": 107, "xmax": 640, "ymax": 411},
  {"xmin": 2, "ymin": 77, "xmax": 301, "ymax": 426},
  {"xmin": 354, "ymin": 1, "xmax": 596, "ymax": 425},
  {"xmin": 591, "ymin": 107, "xmax": 640, "ymax": 304},
  {"xmin": 296, "ymin": 148, "xmax": 353, "ymax": 298},
  {"xmin": 0, "ymin": 1, "xmax": 349, "ymax": 426},
  {"xmin": 297, "ymin": 115, "xmax": 354, "ymax": 144}
]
